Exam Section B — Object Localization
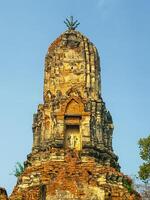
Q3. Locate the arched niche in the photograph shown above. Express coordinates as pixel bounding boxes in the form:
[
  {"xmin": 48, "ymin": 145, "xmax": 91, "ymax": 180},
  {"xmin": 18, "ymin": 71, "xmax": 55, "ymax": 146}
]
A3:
[
  {"xmin": 59, "ymin": 96, "xmax": 84, "ymax": 115},
  {"xmin": 64, "ymin": 98, "xmax": 82, "ymax": 150},
  {"xmin": 54, "ymin": 96, "xmax": 90, "ymax": 150},
  {"xmin": 65, "ymin": 99, "xmax": 80, "ymax": 115}
]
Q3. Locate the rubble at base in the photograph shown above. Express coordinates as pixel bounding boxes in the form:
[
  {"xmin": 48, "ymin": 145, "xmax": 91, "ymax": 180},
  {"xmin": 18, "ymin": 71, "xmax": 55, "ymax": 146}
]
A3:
[{"xmin": 7, "ymin": 150, "xmax": 140, "ymax": 200}]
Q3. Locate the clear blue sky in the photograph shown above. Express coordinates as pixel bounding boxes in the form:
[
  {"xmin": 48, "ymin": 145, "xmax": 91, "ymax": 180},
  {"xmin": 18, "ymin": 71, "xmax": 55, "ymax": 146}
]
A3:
[{"xmin": 0, "ymin": 0, "xmax": 150, "ymax": 194}]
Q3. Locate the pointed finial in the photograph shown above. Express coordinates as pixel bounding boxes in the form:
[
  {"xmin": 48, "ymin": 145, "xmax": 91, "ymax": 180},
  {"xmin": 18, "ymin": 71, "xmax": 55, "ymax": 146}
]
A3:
[{"xmin": 64, "ymin": 16, "xmax": 80, "ymax": 30}]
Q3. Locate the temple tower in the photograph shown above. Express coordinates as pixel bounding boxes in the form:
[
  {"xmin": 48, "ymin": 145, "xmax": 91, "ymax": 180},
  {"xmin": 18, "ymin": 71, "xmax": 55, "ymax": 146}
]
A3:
[
  {"xmin": 32, "ymin": 25, "xmax": 119, "ymax": 168},
  {"xmin": 2, "ymin": 18, "xmax": 141, "ymax": 200}
]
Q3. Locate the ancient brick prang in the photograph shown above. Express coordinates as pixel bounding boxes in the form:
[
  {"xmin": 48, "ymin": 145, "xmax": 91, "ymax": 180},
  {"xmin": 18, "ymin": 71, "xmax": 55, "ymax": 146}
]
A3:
[
  {"xmin": 32, "ymin": 29, "xmax": 119, "ymax": 169},
  {"xmin": 1, "ymin": 26, "xmax": 141, "ymax": 199}
]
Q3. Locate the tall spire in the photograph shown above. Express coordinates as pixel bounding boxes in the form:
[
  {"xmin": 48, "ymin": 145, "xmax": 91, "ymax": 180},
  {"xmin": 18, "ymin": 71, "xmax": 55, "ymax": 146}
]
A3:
[{"xmin": 64, "ymin": 16, "xmax": 80, "ymax": 30}]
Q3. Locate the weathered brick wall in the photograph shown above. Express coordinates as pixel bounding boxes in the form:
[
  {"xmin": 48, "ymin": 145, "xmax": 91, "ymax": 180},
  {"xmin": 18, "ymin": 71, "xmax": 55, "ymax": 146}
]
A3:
[{"xmin": 9, "ymin": 151, "xmax": 141, "ymax": 200}]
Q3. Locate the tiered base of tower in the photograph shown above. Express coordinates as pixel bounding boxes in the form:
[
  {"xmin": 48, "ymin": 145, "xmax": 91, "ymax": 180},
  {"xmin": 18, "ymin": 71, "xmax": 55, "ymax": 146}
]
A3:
[{"xmin": 0, "ymin": 149, "xmax": 140, "ymax": 200}]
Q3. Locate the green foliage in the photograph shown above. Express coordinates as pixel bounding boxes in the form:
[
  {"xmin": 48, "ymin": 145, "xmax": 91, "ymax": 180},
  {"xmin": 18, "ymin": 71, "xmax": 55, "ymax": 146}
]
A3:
[
  {"xmin": 11, "ymin": 162, "xmax": 25, "ymax": 177},
  {"xmin": 138, "ymin": 135, "xmax": 150, "ymax": 183},
  {"xmin": 138, "ymin": 163, "xmax": 150, "ymax": 183},
  {"xmin": 64, "ymin": 16, "xmax": 80, "ymax": 30},
  {"xmin": 123, "ymin": 178, "xmax": 132, "ymax": 193},
  {"xmin": 139, "ymin": 136, "xmax": 150, "ymax": 162}
]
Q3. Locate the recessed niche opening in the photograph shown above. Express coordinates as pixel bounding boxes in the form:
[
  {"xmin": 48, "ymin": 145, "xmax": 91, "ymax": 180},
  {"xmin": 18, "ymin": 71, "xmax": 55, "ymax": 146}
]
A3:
[{"xmin": 64, "ymin": 124, "xmax": 81, "ymax": 150}]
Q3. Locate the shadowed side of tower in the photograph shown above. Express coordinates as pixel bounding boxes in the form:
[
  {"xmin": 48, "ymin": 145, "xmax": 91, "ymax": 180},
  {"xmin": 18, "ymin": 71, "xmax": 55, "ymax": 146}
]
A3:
[{"xmin": 0, "ymin": 19, "xmax": 141, "ymax": 200}]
